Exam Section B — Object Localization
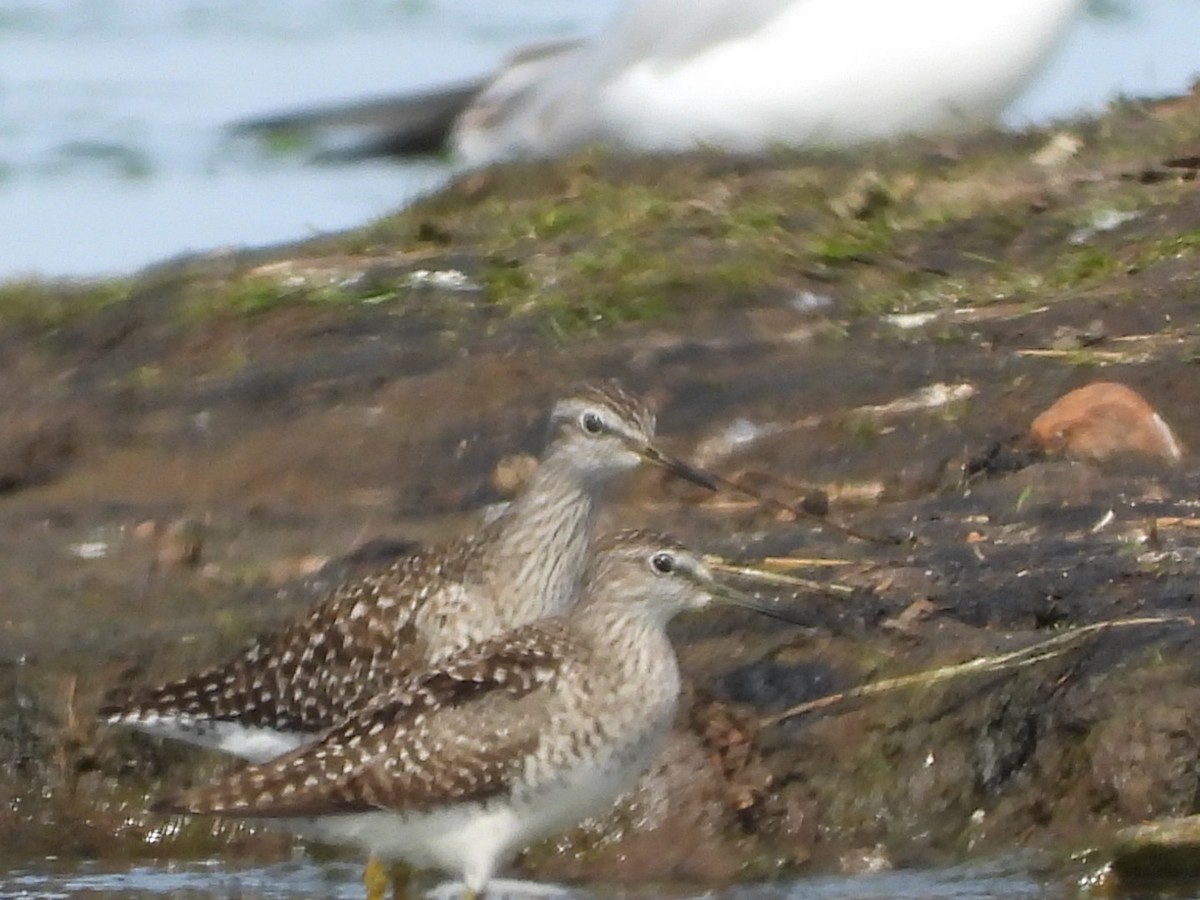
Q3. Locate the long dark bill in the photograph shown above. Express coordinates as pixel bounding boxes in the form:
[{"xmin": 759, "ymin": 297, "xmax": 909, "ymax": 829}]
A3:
[
  {"xmin": 709, "ymin": 582, "xmax": 808, "ymax": 626},
  {"xmin": 639, "ymin": 444, "xmax": 718, "ymax": 491}
]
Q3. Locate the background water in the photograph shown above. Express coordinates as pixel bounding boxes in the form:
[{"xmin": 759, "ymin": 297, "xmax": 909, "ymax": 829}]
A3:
[{"xmin": 0, "ymin": 0, "xmax": 1198, "ymax": 279}]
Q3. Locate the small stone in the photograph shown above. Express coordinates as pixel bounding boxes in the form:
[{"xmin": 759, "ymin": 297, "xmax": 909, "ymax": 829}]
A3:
[
  {"xmin": 268, "ymin": 555, "xmax": 329, "ymax": 585},
  {"xmin": 1029, "ymin": 381, "xmax": 1183, "ymax": 465},
  {"xmin": 839, "ymin": 844, "xmax": 893, "ymax": 875},
  {"xmin": 157, "ymin": 517, "xmax": 205, "ymax": 568},
  {"xmin": 830, "ymin": 170, "xmax": 897, "ymax": 220},
  {"xmin": 881, "ymin": 597, "xmax": 938, "ymax": 633},
  {"xmin": 1049, "ymin": 318, "xmax": 1106, "ymax": 350},
  {"xmin": 1031, "ymin": 131, "xmax": 1083, "ymax": 168},
  {"xmin": 491, "ymin": 453, "xmax": 538, "ymax": 496}
]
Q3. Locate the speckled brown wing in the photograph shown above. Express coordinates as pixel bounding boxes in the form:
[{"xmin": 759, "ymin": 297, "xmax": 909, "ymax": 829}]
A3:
[
  {"xmin": 154, "ymin": 620, "xmax": 577, "ymax": 818},
  {"xmin": 102, "ymin": 537, "xmax": 488, "ymax": 733}
]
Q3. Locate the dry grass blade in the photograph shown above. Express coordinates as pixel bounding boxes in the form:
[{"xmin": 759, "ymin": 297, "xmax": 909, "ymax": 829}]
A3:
[
  {"xmin": 1155, "ymin": 517, "xmax": 1200, "ymax": 529},
  {"xmin": 705, "ymin": 557, "xmax": 856, "ymax": 595},
  {"xmin": 759, "ymin": 556, "xmax": 855, "ymax": 569},
  {"xmin": 760, "ymin": 614, "xmax": 1196, "ymax": 727},
  {"xmin": 1015, "ymin": 349, "xmax": 1134, "ymax": 361}
]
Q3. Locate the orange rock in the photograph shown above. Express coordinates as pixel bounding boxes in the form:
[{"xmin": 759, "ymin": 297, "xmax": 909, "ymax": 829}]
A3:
[
  {"xmin": 1029, "ymin": 382, "xmax": 1183, "ymax": 465},
  {"xmin": 132, "ymin": 520, "xmax": 157, "ymax": 541},
  {"xmin": 490, "ymin": 453, "xmax": 538, "ymax": 496}
]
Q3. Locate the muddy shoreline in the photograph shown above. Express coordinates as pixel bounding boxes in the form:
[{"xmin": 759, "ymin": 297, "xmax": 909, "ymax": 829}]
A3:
[{"xmin": 3, "ymin": 88, "xmax": 1200, "ymax": 886}]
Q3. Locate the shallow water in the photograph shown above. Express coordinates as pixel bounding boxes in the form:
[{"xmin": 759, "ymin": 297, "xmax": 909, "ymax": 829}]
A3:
[
  {"xmin": 1, "ymin": 0, "xmax": 1199, "ymax": 280},
  {"xmin": 0, "ymin": 856, "xmax": 1068, "ymax": 900},
  {"xmin": 11, "ymin": 855, "xmax": 1200, "ymax": 900}
]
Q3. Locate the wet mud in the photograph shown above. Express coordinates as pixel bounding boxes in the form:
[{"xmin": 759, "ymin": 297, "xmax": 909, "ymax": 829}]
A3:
[{"xmin": 3, "ymin": 87, "xmax": 1200, "ymax": 886}]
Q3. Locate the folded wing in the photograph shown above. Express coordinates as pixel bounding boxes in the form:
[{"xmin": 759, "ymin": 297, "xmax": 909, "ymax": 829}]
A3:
[{"xmin": 154, "ymin": 621, "xmax": 576, "ymax": 818}]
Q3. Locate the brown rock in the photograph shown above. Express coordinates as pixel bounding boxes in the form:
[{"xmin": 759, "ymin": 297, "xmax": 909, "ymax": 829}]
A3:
[
  {"xmin": 0, "ymin": 409, "xmax": 76, "ymax": 493},
  {"xmin": 1088, "ymin": 688, "xmax": 1200, "ymax": 821},
  {"xmin": 1028, "ymin": 381, "xmax": 1183, "ymax": 465},
  {"xmin": 1113, "ymin": 815, "xmax": 1200, "ymax": 879}
]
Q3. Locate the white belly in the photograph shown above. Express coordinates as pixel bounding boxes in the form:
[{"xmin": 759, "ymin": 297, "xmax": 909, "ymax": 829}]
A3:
[{"xmin": 285, "ymin": 738, "xmax": 660, "ymax": 892}]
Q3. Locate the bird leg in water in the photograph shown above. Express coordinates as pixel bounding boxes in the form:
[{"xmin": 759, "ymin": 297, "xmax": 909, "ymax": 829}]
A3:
[{"xmin": 363, "ymin": 856, "xmax": 415, "ymax": 900}]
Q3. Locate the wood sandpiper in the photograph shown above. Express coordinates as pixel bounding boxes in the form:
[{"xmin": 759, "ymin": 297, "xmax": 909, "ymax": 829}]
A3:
[
  {"xmin": 153, "ymin": 529, "xmax": 798, "ymax": 899},
  {"xmin": 100, "ymin": 382, "xmax": 714, "ymax": 896},
  {"xmin": 101, "ymin": 381, "xmax": 712, "ymax": 757}
]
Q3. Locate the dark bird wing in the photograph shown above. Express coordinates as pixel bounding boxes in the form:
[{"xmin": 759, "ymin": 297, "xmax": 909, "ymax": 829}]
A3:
[
  {"xmin": 153, "ymin": 620, "xmax": 577, "ymax": 818},
  {"xmin": 226, "ymin": 39, "xmax": 581, "ymax": 162},
  {"xmin": 230, "ymin": 81, "xmax": 484, "ymax": 160}
]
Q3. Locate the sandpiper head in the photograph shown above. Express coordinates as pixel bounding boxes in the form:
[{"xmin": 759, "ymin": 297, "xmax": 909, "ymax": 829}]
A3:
[
  {"xmin": 547, "ymin": 381, "xmax": 715, "ymax": 490},
  {"xmin": 586, "ymin": 529, "xmax": 796, "ymax": 626}
]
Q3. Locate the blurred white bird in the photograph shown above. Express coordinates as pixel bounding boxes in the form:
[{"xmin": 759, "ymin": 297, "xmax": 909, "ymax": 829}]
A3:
[{"xmin": 235, "ymin": 0, "xmax": 1085, "ymax": 165}]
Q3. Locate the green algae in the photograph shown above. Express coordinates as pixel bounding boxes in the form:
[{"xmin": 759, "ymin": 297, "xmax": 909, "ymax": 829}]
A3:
[
  {"xmin": 0, "ymin": 278, "xmax": 128, "ymax": 331},
  {"xmin": 4, "ymin": 94, "xmax": 1200, "ymax": 362}
]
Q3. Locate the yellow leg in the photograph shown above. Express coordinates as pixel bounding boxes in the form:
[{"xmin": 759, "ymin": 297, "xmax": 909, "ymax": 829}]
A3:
[
  {"xmin": 364, "ymin": 855, "xmax": 415, "ymax": 900},
  {"xmin": 363, "ymin": 855, "xmax": 388, "ymax": 900}
]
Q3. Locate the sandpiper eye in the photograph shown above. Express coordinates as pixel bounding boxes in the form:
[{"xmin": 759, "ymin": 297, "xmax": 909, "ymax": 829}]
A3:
[
  {"xmin": 651, "ymin": 552, "xmax": 675, "ymax": 574},
  {"xmin": 581, "ymin": 412, "xmax": 604, "ymax": 435}
]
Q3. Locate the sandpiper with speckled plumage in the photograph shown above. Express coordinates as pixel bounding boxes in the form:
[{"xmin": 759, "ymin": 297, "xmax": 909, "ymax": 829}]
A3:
[{"xmin": 153, "ymin": 530, "xmax": 800, "ymax": 900}]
